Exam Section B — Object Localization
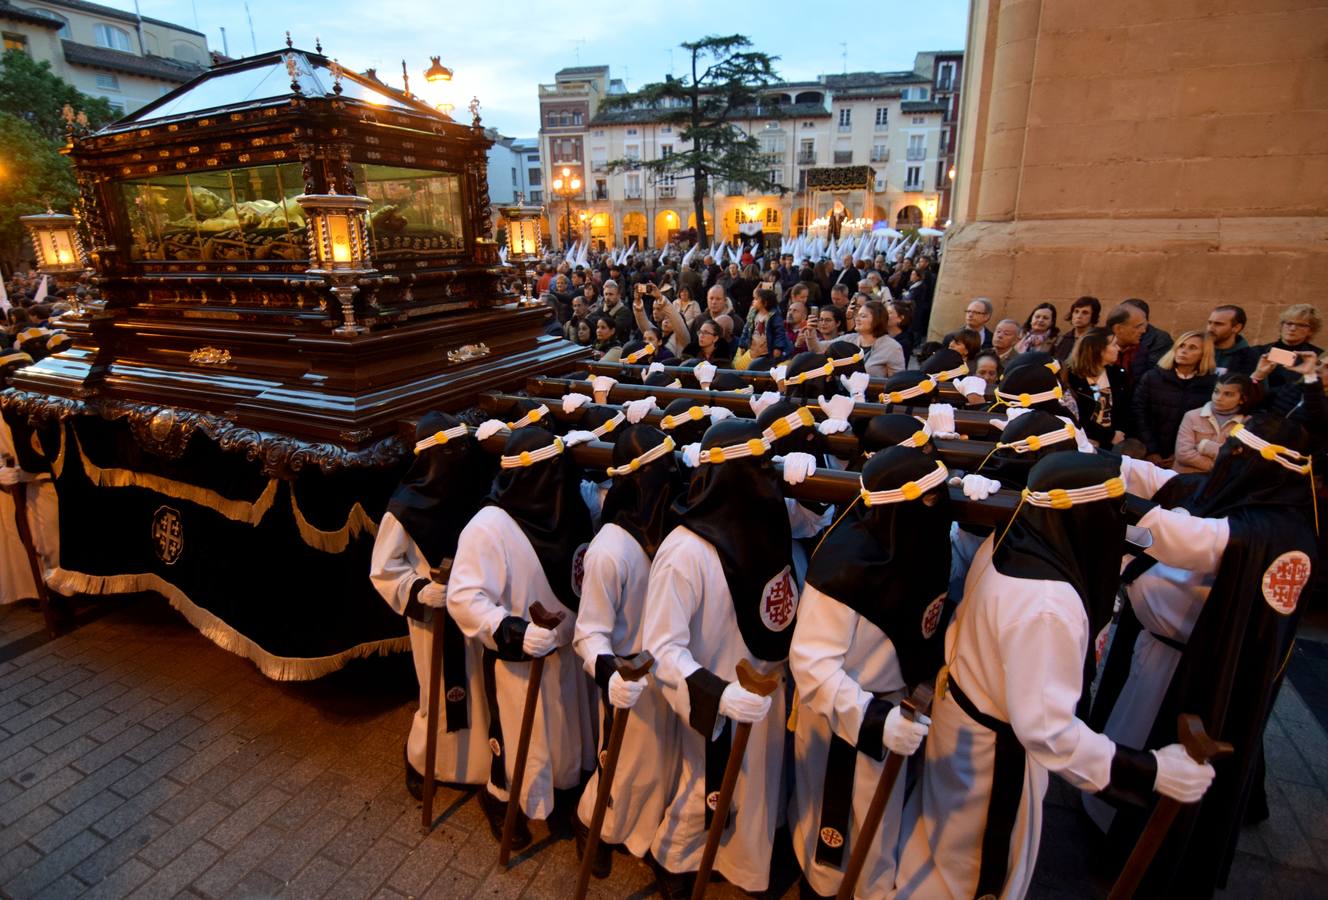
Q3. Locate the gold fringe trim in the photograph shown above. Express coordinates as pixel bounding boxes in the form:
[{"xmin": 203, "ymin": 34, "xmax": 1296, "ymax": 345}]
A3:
[
  {"xmin": 289, "ymin": 487, "xmax": 379, "ymax": 553},
  {"xmin": 50, "ymin": 427, "xmax": 66, "ymax": 480},
  {"xmin": 46, "ymin": 567, "xmax": 410, "ymax": 681},
  {"xmin": 74, "ymin": 432, "xmax": 278, "ymax": 526}
]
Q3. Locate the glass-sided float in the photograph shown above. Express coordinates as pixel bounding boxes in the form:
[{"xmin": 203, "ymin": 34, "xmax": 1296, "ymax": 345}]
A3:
[{"xmin": 1, "ymin": 47, "xmax": 584, "ymax": 679}]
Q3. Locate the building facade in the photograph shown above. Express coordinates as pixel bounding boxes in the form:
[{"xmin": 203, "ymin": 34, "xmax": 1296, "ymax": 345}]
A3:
[
  {"xmin": 0, "ymin": 0, "xmax": 209, "ymax": 114},
  {"xmin": 486, "ymin": 132, "xmax": 541, "ymax": 206},
  {"xmin": 536, "ymin": 53, "xmax": 961, "ymax": 249}
]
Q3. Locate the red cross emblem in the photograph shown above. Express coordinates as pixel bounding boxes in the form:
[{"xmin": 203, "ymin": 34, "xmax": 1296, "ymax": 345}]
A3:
[
  {"xmin": 760, "ymin": 567, "xmax": 798, "ymax": 632},
  {"xmin": 921, "ymin": 594, "xmax": 945, "ymax": 639},
  {"xmin": 1262, "ymin": 551, "xmax": 1311, "ymax": 616},
  {"xmin": 570, "ymin": 543, "xmax": 589, "ymax": 597}
]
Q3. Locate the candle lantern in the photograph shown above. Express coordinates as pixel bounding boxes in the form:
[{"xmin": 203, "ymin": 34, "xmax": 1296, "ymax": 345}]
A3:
[
  {"xmin": 295, "ymin": 192, "xmax": 376, "ymax": 335},
  {"xmin": 497, "ymin": 195, "xmax": 543, "ymax": 299},
  {"xmin": 21, "ymin": 208, "xmax": 92, "ymax": 317}
]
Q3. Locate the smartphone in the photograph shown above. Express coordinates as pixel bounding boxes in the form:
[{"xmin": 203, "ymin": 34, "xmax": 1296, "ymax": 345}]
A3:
[
  {"xmin": 636, "ymin": 283, "xmax": 648, "ymax": 296},
  {"xmin": 1268, "ymin": 347, "xmax": 1298, "ymax": 367}
]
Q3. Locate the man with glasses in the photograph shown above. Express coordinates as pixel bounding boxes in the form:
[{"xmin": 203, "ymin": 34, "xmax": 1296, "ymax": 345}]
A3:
[{"xmin": 964, "ymin": 297, "xmax": 994, "ymax": 347}]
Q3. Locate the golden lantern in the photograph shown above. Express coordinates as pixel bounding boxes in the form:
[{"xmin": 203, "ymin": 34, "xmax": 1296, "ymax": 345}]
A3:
[
  {"xmin": 295, "ymin": 192, "xmax": 376, "ymax": 335},
  {"xmin": 21, "ymin": 209, "xmax": 85, "ymax": 275},
  {"xmin": 497, "ymin": 195, "xmax": 544, "ymax": 299}
]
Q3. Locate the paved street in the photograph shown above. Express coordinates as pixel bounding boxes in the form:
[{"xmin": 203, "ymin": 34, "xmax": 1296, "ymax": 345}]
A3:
[{"xmin": 0, "ymin": 594, "xmax": 1325, "ymax": 900}]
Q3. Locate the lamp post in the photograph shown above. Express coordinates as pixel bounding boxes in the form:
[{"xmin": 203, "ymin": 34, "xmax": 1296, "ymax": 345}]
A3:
[
  {"xmin": 295, "ymin": 192, "xmax": 376, "ymax": 336},
  {"xmin": 20, "ymin": 207, "xmax": 91, "ymax": 318},
  {"xmin": 550, "ymin": 166, "xmax": 581, "ymax": 251},
  {"xmin": 497, "ymin": 194, "xmax": 544, "ymax": 299}
]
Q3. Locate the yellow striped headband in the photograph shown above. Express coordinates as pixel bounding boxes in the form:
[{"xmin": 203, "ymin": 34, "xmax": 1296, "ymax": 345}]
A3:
[
  {"xmin": 931, "ymin": 363, "xmax": 969, "ymax": 383},
  {"xmin": 589, "ymin": 411, "xmax": 627, "ymax": 438},
  {"xmin": 761, "ymin": 406, "xmax": 817, "ymax": 443},
  {"xmin": 500, "ymin": 436, "xmax": 565, "ymax": 469},
  {"xmin": 624, "ymin": 343, "xmax": 657, "ymax": 364},
  {"xmin": 413, "ymin": 423, "xmax": 469, "ymax": 454},
  {"xmin": 698, "ymin": 436, "xmax": 769, "ymax": 465},
  {"xmin": 998, "ymin": 422, "xmax": 1076, "ymax": 454},
  {"xmin": 1231, "ymin": 423, "xmax": 1311, "ymax": 474},
  {"xmin": 784, "ymin": 360, "xmax": 836, "ymax": 386},
  {"xmin": 899, "ymin": 419, "xmax": 933, "ymax": 448},
  {"xmin": 830, "ymin": 351, "xmax": 865, "ymax": 369},
  {"xmin": 859, "ymin": 461, "xmax": 949, "ymax": 506},
  {"xmin": 660, "ymin": 405, "xmax": 710, "ymax": 430},
  {"xmin": 879, "ymin": 377, "xmax": 937, "ymax": 405},
  {"xmin": 995, "ymin": 384, "xmax": 1063, "ymax": 408},
  {"xmin": 1020, "ymin": 477, "xmax": 1125, "ymax": 509},
  {"xmin": 606, "ymin": 435, "xmax": 675, "ymax": 476},
  {"xmin": 506, "ymin": 404, "xmax": 550, "ymax": 430}
]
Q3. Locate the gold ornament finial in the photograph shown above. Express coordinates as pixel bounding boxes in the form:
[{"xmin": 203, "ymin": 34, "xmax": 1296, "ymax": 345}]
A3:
[{"xmin": 285, "ymin": 30, "xmax": 293, "ymax": 49}]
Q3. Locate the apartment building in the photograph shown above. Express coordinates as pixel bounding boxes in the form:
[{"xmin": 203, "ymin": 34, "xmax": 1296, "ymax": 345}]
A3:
[
  {"xmin": 0, "ymin": 0, "xmax": 209, "ymax": 114},
  {"xmin": 536, "ymin": 53, "xmax": 959, "ymax": 249},
  {"xmin": 487, "ymin": 133, "xmax": 542, "ymax": 206}
]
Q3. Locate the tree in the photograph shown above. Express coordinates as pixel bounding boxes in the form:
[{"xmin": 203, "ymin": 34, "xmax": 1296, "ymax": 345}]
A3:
[
  {"xmin": 0, "ymin": 112, "xmax": 78, "ymax": 271},
  {"xmin": 601, "ymin": 35, "xmax": 784, "ymax": 248},
  {"xmin": 0, "ymin": 50, "xmax": 116, "ymax": 144}
]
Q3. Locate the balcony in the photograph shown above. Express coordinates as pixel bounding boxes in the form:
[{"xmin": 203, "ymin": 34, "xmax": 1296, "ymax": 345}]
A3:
[
  {"xmin": 591, "ymin": 161, "xmax": 608, "ymax": 173},
  {"xmin": 593, "ymin": 189, "xmax": 609, "ymax": 201},
  {"xmin": 657, "ymin": 185, "xmax": 676, "ymax": 199},
  {"xmin": 797, "ymin": 151, "xmax": 816, "ymax": 165},
  {"xmin": 759, "ymin": 152, "xmax": 784, "ymax": 167},
  {"xmin": 833, "ymin": 150, "xmax": 853, "ymax": 165},
  {"xmin": 874, "ymin": 122, "xmax": 888, "ymax": 132},
  {"xmin": 837, "ymin": 123, "xmax": 852, "ymax": 133},
  {"xmin": 725, "ymin": 182, "xmax": 744, "ymax": 196},
  {"xmin": 904, "ymin": 180, "xmax": 924, "ymax": 192},
  {"xmin": 870, "ymin": 148, "xmax": 889, "ymax": 162},
  {"xmin": 624, "ymin": 189, "xmax": 642, "ymax": 200},
  {"xmin": 906, "ymin": 147, "xmax": 927, "ymax": 161}
]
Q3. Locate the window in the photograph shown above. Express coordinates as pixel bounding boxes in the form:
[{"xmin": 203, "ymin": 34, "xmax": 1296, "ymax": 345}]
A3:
[
  {"xmin": 874, "ymin": 107, "xmax": 888, "ymax": 129},
  {"xmin": 871, "ymin": 143, "xmax": 888, "ymax": 162},
  {"xmin": 510, "ymin": 167, "xmax": 517, "ymax": 185},
  {"xmin": 172, "ymin": 42, "xmax": 204, "ymax": 64},
  {"xmin": 27, "ymin": 8, "xmax": 71, "ymax": 38},
  {"xmin": 594, "ymin": 179, "xmax": 607, "ymax": 200},
  {"xmin": 104, "ymin": 98, "xmax": 126, "ymax": 113},
  {"xmin": 837, "ymin": 108, "xmax": 851, "ymax": 129},
  {"xmin": 529, "ymin": 190, "xmax": 543, "ymax": 202},
  {"xmin": 94, "ymin": 24, "xmax": 133, "ymax": 52},
  {"xmin": 907, "ymin": 133, "xmax": 926, "ymax": 161},
  {"xmin": 938, "ymin": 129, "xmax": 949, "ymax": 154},
  {"xmin": 625, "ymin": 144, "xmax": 640, "ymax": 164},
  {"xmin": 626, "ymin": 128, "xmax": 638, "ymax": 136},
  {"xmin": 528, "ymin": 168, "xmax": 541, "ymax": 186},
  {"xmin": 767, "ymin": 169, "xmax": 778, "ymax": 186},
  {"xmin": 95, "ymin": 73, "xmax": 120, "ymax": 91},
  {"xmin": 912, "ymin": 116, "xmax": 925, "ymax": 125},
  {"xmin": 765, "ymin": 207, "xmax": 780, "ymax": 226},
  {"xmin": 658, "ymin": 173, "xmax": 675, "ymax": 187},
  {"xmin": 937, "ymin": 62, "xmax": 956, "ymax": 91},
  {"xmin": 2, "ymin": 32, "xmax": 28, "ymax": 54},
  {"xmin": 593, "ymin": 129, "xmax": 604, "ymax": 137},
  {"xmin": 905, "ymin": 165, "xmax": 923, "ymax": 190},
  {"xmin": 661, "ymin": 125, "xmax": 671, "ymax": 133},
  {"xmin": 660, "ymin": 144, "xmax": 673, "ymax": 158},
  {"xmin": 572, "ymin": 111, "xmax": 583, "ymax": 126},
  {"xmin": 625, "ymin": 173, "xmax": 641, "ymax": 198}
]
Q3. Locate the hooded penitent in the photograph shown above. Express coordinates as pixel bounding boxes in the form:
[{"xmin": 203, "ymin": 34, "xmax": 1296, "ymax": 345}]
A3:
[
  {"xmin": 921, "ymin": 348, "xmax": 969, "ymax": 384},
  {"xmin": 861, "ymin": 413, "xmax": 933, "ymax": 456},
  {"xmin": 645, "ymin": 370, "xmax": 683, "ymax": 389},
  {"xmin": 709, "ymin": 371, "xmax": 752, "ymax": 394},
  {"xmin": 755, "ymin": 399, "xmax": 823, "ymax": 458},
  {"xmin": 601, "ymin": 424, "xmax": 685, "ymax": 559},
  {"xmin": 488, "ymin": 425, "xmax": 594, "ymax": 611},
  {"xmin": 621, "ymin": 339, "xmax": 657, "ymax": 367},
  {"xmin": 825, "ymin": 340, "xmax": 866, "ymax": 377},
  {"xmin": 806, "ymin": 446, "xmax": 951, "ymax": 686},
  {"xmin": 659, "ymin": 397, "xmax": 714, "ymax": 447},
  {"xmin": 962, "ymin": 410, "xmax": 1082, "ymax": 541},
  {"xmin": 783, "ymin": 352, "xmax": 839, "ymax": 405},
  {"xmin": 879, "ymin": 370, "xmax": 937, "ymax": 410},
  {"xmin": 676, "ymin": 417, "xmax": 797, "ymax": 661},
  {"xmin": 1003, "ymin": 350, "xmax": 1061, "ymax": 379},
  {"xmin": 994, "ymin": 361, "xmax": 1068, "ymax": 416}
]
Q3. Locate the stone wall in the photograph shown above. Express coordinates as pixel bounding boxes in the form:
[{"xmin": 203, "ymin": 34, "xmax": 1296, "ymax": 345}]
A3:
[{"xmin": 931, "ymin": 0, "xmax": 1328, "ymax": 344}]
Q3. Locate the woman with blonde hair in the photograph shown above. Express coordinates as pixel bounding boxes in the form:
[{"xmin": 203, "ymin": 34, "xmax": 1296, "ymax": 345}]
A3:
[{"xmin": 1131, "ymin": 330, "xmax": 1218, "ymax": 465}]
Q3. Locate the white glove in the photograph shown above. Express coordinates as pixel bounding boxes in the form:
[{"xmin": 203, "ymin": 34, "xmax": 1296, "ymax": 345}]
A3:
[
  {"xmin": 592, "ymin": 375, "xmax": 618, "ymax": 395},
  {"xmin": 927, "ymin": 403, "xmax": 957, "ymax": 439},
  {"xmin": 563, "ymin": 429, "xmax": 597, "ymax": 447},
  {"xmin": 681, "ymin": 443, "xmax": 702, "ymax": 468},
  {"xmin": 419, "ymin": 581, "xmax": 447, "ymax": 608},
  {"xmin": 954, "ymin": 375, "xmax": 988, "ymax": 399},
  {"xmin": 1151, "ymin": 743, "xmax": 1216, "ymax": 803},
  {"xmin": 624, "ymin": 397, "xmax": 658, "ymax": 424},
  {"xmin": 819, "ymin": 393, "xmax": 855, "ymax": 420},
  {"xmin": 1005, "ymin": 406, "xmax": 1032, "ymax": 422},
  {"xmin": 780, "ymin": 451, "xmax": 816, "ymax": 485},
  {"xmin": 694, "ymin": 360, "xmax": 717, "ymax": 389},
  {"xmin": 607, "ymin": 671, "xmax": 646, "ymax": 710},
  {"xmin": 646, "ymin": 361, "xmax": 666, "ymax": 376},
  {"xmin": 770, "ymin": 364, "xmax": 788, "ymax": 386},
  {"xmin": 882, "ymin": 705, "xmax": 930, "ymax": 756},
  {"xmin": 475, "ymin": 419, "xmax": 507, "ymax": 441},
  {"xmin": 841, "ymin": 371, "xmax": 871, "ymax": 402},
  {"xmin": 961, "ymin": 473, "xmax": 1002, "ymax": 501},
  {"xmin": 749, "ymin": 390, "xmax": 782, "ymax": 418},
  {"xmin": 718, "ymin": 681, "xmax": 772, "ymax": 724},
  {"xmin": 708, "ymin": 406, "xmax": 734, "ymax": 423},
  {"xmin": 522, "ymin": 623, "xmax": 559, "ymax": 658},
  {"xmin": 562, "ymin": 392, "xmax": 592, "ymax": 414},
  {"xmin": 0, "ymin": 467, "xmax": 21, "ymax": 487}
]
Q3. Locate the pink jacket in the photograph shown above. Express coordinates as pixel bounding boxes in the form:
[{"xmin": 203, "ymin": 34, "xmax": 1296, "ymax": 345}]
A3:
[{"xmin": 1173, "ymin": 403, "xmax": 1246, "ymax": 473}]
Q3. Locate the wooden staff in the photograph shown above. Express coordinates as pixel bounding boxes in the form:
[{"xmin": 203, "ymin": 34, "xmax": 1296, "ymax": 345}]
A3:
[
  {"xmin": 1108, "ymin": 714, "xmax": 1232, "ymax": 900},
  {"xmin": 572, "ymin": 651, "xmax": 655, "ymax": 900},
  {"xmin": 691, "ymin": 658, "xmax": 782, "ymax": 900},
  {"xmin": 499, "ymin": 601, "xmax": 567, "ymax": 867},
  {"xmin": 2, "ymin": 452, "xmax": 57, "ymax": 637},
  {"xmin": 836, "ymin": 683, "xmax": 934, "ymax": 900},
  {"xmin": 420, "ymin": 559, "xmax": 453, "ymax": 831}
]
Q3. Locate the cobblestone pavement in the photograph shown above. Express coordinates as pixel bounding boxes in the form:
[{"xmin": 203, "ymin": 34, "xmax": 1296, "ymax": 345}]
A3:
[{"xmin": 0, "ymin": 595, "xmax": 1325, "ymax": 900}]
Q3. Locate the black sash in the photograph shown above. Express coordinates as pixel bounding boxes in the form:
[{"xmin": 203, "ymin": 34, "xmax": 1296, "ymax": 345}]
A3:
[
  {"xmin": 482, "ymin": 650, "xmax": 507, "ymax": 789},
  {"xmin": 704, "ymin": 721, "xmax": 734, "ymax": 831},
  {"xmin": 949, "ymin": 679, "xmax": 1025, "ymax": 900},
  {"xmin": 441, "ymin": 609, "xmax": 469, "ymax": 732},
  {"xmin": 814, "ymin": 734, "xmax": 858, "ymax": 868}
]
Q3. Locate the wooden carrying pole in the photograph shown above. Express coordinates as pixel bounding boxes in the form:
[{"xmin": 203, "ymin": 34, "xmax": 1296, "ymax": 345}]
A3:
[
  {"xmin": 420, "ymin": 559, "xmax": 453, "ymax": 832},
  {"xmin": 1108, "ymin": 714, "xmax": 1232, "ymax": 899},
  {"xmin": 691, "ymin": 659, "xmax": 782, "ymax": 900},
  {"xmin": 836, "ymin": 683, "xmax": 934, "ymax": 900},
  {"xmin": 499, "ymin": 601, "xmax": 567, "ymax": 867},
  {"xmin": 572, "ymin": 651, "xmax": 655, "ymax": 900}
]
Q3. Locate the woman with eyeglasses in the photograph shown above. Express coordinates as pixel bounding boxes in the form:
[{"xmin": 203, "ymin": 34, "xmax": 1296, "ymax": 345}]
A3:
[{"xmin": 1245, "ymin": 303, "xmax": 1323, "ymax": 395}]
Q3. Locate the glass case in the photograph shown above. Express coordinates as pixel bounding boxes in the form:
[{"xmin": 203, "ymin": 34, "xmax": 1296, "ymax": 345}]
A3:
[{"xmin": 115, "ymin": 162, "xmax": 467, "ymax": 263}]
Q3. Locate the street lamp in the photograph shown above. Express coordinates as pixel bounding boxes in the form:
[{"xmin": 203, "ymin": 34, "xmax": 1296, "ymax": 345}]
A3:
[{"xmin": 550, "ymin": 165, "xmax": 581, "ymax": 250}]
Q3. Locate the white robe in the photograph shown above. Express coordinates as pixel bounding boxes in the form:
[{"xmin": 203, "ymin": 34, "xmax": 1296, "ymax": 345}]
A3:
[
  {"xmin": 895, "ymin": 539, "xmax": 1117, "ymax": 900},
  {"xmin": 445, "ymin": 506, "xmax": 596, "ymax": 819},
  {"xmin": 789, "ymin": 585, "xmax": 906, "ymax": 899},
  {"xmin": 644, "ymin": 526, "xmax": 790, "ymax": 894},
  {"xmin": 0, "ymin": 414, "xmax": 58, "ymax": 606},
  {"xmin": 573, "ymin": 523, "xmax": 680, "ymax": 857},
  {"xmin": 368, "ymin": 513, "xmax": 492, "ymax": 786}
]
